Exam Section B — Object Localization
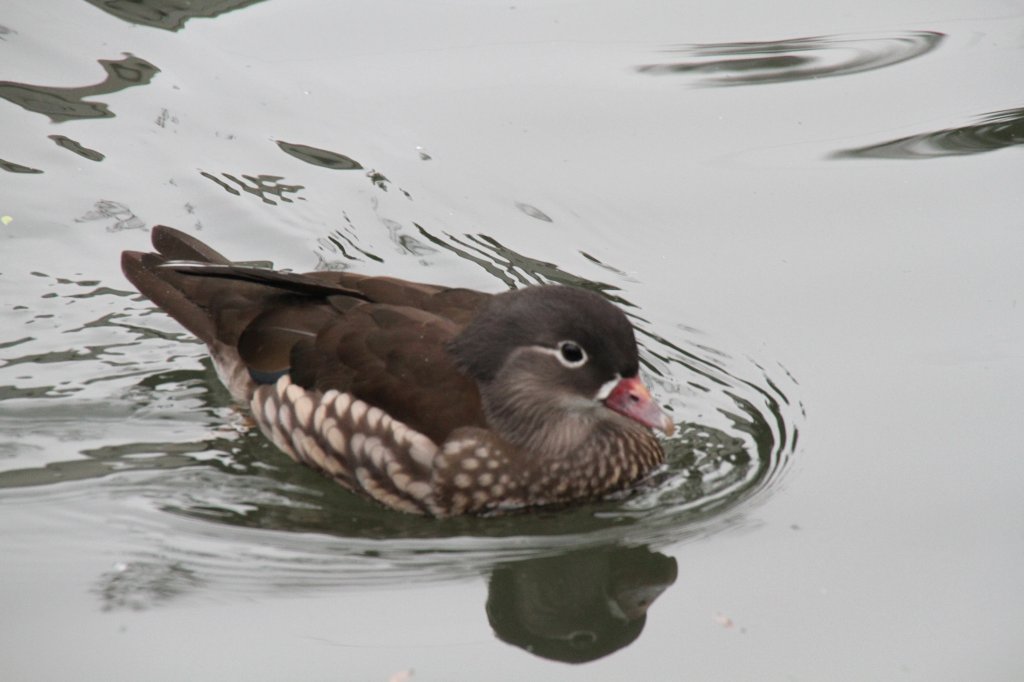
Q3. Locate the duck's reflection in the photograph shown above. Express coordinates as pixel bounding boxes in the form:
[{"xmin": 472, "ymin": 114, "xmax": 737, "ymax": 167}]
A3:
[
  {"xmin": 89, "ymin": 538, "xmax": 677, "ymax": 662},
  {"xmin": 486, "ymin": 545, "xmax": 677, "ymax": 663}
]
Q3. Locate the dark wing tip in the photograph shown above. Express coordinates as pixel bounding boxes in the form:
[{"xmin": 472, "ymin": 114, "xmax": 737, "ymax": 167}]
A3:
[{"xmin": 151, "ymin": 225, "xmax": 231, "ymax": 264}]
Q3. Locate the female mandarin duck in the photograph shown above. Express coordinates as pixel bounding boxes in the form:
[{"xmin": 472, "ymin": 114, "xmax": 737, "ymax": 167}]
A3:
[{"xmin": 122, "ymin": 226, "xmax": 674, "ymax": 516}]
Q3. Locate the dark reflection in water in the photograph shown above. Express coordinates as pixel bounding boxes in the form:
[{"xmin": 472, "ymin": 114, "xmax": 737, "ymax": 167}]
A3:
[
  {"xmin": 0, "ymin": 438, "xmax": 225, "ymax": 489},
  {"xmin": 274, "ymin": 139, "xmax": 403, "ymax": 195},
  {"xmin": 636, "ymin": 31, "xmax": 943, "ymax": 87},
  {"xmin": 487, "ymin": 546, "xmax": 677, "ymax": 663},
  {"xmin": 199, "ymin": 171, "xmax": 305, "ymax": 205},
  {"xmin": 383, "ymin": 219, "xmax": 438, "ymax": 259},
  {"xmin": 414, "ymin": 226, "xmax": 625, "ymax": 297},
  {"xmin": 832, "ymin": 106, "xmax": 1024, "ymax": 159},
  {"xmin": 0, "ymin": 54, "xmax": 159, "ymax": 122},
  {"xmin": 367, "ymin": 169, "xmax": 393, "ymax": 192},
  {"xmin": 277, "ymin": 140, "xmax": 364, "ymax": 170},
  {"xmin": 84, "ymin": 0, "xmax": 267, "ymax": 32},
  {"xmin": 0, "ymin": 157, "xmax": 42, "ymax": 174},
  {"xmin": 319, "ymin": 218, "xmax": 386, "ymax": 265},
  {"xmin": 49, "ymin": 135, "xmax": 105, "ymax": 162}
]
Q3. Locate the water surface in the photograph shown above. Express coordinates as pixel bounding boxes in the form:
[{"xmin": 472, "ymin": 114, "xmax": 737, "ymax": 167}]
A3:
[{"xmin": 1, "ymin": 1, "xmax": 1022, "ymax": 679}]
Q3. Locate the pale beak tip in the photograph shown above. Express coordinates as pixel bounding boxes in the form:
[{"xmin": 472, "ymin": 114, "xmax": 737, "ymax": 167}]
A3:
[{"xmin": 659, "ymin": 415, "xmax": 676, "ymax": 437}]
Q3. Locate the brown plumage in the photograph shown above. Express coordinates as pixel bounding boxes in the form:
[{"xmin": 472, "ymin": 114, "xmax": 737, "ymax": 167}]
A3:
[{"xmin": 121, "ymin": 226, "xmax": 674, "ymax": 516}]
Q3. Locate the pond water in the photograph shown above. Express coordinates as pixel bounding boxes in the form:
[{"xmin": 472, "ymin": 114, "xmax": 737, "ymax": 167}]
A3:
[{"xmin": 1, "ymin": 1, "xmax": 1022, "ymax": 680}]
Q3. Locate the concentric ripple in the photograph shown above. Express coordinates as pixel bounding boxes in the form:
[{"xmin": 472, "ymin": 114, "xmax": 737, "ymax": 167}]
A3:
[
  {"xmin": 0, "ymin": 230, "xmax": 801, "ymax": 595},
  {"xmin": 832, "ymin": 106, "xmax": 1024, "ymax": 159},
  {"xmin": 636, "ymin": 31, "xmax": 944, "ymax": 87}
]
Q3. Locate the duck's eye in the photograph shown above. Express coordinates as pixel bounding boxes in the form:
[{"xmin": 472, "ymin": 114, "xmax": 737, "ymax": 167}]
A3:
[{"xmin": 557, "ymin": 341, "xmax": 587, "ymax": 368}]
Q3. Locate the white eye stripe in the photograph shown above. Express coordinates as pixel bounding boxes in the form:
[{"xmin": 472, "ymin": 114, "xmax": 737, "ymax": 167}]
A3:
[
  {"xmin": 529, "ymin": 341, "xmax": 589, "ymax": 369},
  {"xmin": 594, "ymin": 374, "xmax": 621, "ymax": 401}
]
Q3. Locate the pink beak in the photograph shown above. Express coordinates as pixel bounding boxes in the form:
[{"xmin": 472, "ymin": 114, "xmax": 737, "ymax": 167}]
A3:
[{"xmin": 604, "ymin": 376, "xmax": 675, "ymax": 436}]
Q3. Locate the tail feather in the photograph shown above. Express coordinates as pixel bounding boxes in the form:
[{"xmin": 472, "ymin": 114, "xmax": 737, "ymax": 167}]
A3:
[
  {"xmin": 151, "ymin": 225, "xmax": 231, "ymax": 263},
  {"xmin": 122, "ymin": 249, "xmax": 218, "ymax": 343},
  {"xmin": 121, "ymin": 225, "xmax": 381, "ymax": 402},
  {"xmin": 165, "ymin": 263, "xmax": 371, "ymax": 300},
  {"xmin": 121, "ymin": 226, "xmax": 367, "ymax": 346}
]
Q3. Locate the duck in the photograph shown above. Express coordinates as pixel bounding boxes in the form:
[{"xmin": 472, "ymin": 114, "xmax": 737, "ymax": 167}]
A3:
[{"xmin": 121, "ymin": 226, "xmax": 674, "ymax": 516}]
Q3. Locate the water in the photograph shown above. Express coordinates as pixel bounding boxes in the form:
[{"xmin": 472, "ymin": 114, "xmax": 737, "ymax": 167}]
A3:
[{"xmin": 2, "ymin": 1, "xmax": 1022, "ymax": 680}]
